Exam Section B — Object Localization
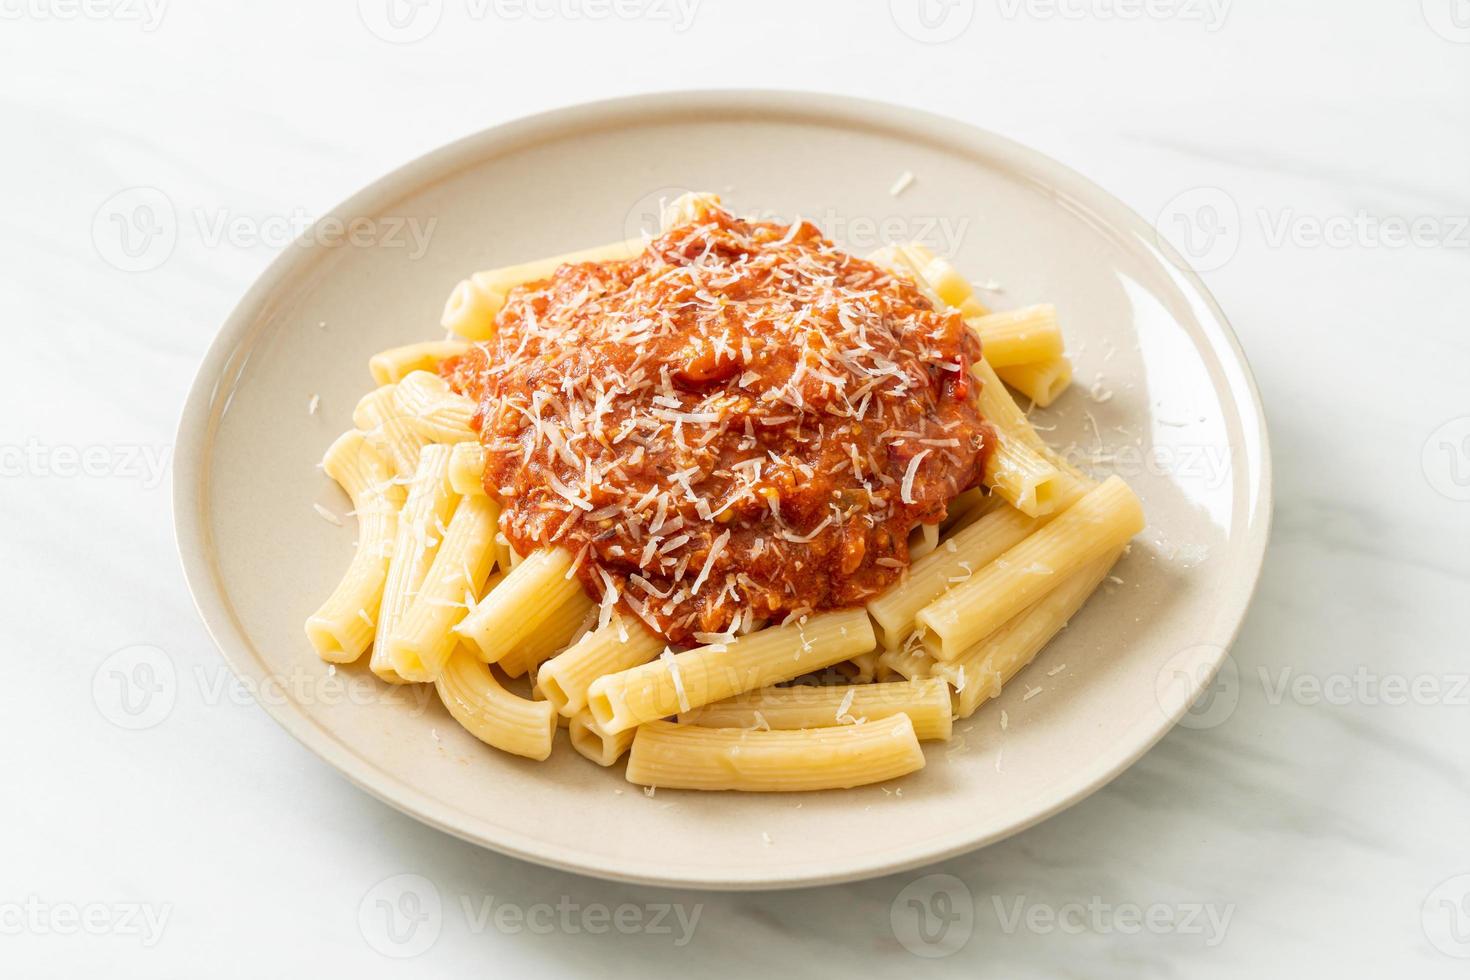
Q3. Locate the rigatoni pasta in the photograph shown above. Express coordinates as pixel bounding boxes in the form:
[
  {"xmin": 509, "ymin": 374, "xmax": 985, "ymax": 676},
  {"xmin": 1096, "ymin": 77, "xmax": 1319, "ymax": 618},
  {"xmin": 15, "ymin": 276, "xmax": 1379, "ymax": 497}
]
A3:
[
  {"xmin": 568, "ymin": 709, "xmax": 636, "ymax": 767},
  {"xmin": 539, "ymin": 616, "xmax": 665, "ymax": 717},
  {"xmin": 624, "ymin": 715, "xmax": 926, "ymax": 792},
  {"xmin": 370, "ymin": 340, "xmax": 472, "ymax": 386},
  {"xmin": 454, "ymin": 546, "xmax": 591, "ymax": 665},
  {"xmin": 966, "ymin": 304, "xmax": 1065, "ymax": 368},
  {"xmin": 678, "ymin": 677, "xmax": 953, "ymax": 741},
  {"xmin": 917, "ymin": 476, "xmax": 1144, "ymax": 660},
  {"xmin": 448, "ymin": 442, "xmax": 487, "ymax": 496},
  {"xmin": 442, "ymin": 237, "xmax": 646, "ymax": 340},
  {"xmin": 999, "ymin": 356, "xmax": 1074, "ymax": 408},
  {"xmin": 305, "ymin": 430, "xmax": 404, "ymax": 662},
  {"xmin": 385, "ymin": 494, "xmax": 500, "ymax": 682},
  {"xmin": 436, "ymin": 645, "xmax": 557, "ymax": 761},
  {"xmin": 586, "ymin": 609, "xmax": 876, "ymax": 735},
  {"xmin": 371, "ymin": 444, "xmax": 456, "ymax": 683},
  {"xmin": 866, "ymin": 504, "xmax": 1041, "ymax": 649},
  {"xmin": 931, "ymin": 552, "xmax": 1121, "ymax": 718}
]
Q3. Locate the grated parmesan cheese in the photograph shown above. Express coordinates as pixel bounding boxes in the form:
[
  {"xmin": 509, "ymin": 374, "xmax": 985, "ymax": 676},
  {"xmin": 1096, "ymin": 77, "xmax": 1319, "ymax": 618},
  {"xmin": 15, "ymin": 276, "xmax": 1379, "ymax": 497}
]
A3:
[{"xmin": 660, "ymin": 648, "xmax": 691, "ymax": 713}]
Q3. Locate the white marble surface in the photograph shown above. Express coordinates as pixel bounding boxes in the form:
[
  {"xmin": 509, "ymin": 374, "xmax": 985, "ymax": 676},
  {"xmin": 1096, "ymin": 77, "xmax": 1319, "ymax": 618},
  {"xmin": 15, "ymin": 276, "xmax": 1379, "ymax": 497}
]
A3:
[{"xmin": 4, "ymin": 1, "xmax": 1468, "ymax": 975}]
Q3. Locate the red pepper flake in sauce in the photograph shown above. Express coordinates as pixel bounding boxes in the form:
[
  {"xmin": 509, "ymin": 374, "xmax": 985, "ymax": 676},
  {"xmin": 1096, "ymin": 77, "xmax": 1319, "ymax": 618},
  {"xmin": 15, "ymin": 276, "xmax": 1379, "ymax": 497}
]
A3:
[{"xmin": 442, "ymin": 203, "xmax": 993, "ymax": 645}]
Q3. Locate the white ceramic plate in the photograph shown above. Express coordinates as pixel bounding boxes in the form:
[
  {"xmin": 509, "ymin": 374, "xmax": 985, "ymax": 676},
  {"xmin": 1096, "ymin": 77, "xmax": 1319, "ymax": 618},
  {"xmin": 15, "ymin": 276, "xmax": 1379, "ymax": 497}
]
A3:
[{"xmin": 174, "ymin": 91, "xmax": 1271, "ymax": 890}]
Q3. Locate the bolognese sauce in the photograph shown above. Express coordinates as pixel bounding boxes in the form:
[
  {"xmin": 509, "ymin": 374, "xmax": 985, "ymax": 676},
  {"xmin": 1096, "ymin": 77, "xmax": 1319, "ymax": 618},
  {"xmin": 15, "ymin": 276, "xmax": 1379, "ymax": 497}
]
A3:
[{"xmin": 442, "ymin": 203, "xmax": 992, "ymax": 644}]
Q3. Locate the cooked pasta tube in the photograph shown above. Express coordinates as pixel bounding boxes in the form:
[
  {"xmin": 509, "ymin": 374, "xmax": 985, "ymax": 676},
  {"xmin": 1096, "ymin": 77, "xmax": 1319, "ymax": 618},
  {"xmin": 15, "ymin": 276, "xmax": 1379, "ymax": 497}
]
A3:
[
  {"xmin": 867, "ymin": 245, "xmax": 945, "ymax": 308},
  {"xmin": 844, "ymin": 651, "xmax": 881, "ymax": 684},
  {"xmin": 977, "ymin": 354, "xmax": 1084, "ymax": 515},
  {"xmin": 909, "ymin": 521, "xmax": 940, "ymax": 560},
  {"xmin": 932, "ymin": 552, "xmax": 1118, "ymax": 718},
  {"xmin": 495, "ymin": 594, "xmax": 597, "ymax": 678},
  {"xmin": 867, "ymin": 503, "xmax": 1041, "ymax": 649},
  {"xmin": 493, "ymin": 532, "xmax": 517, "ymax": 572},
  {"xmin": 568, "ymin": 709, "xmax": 636, "ymax": 767},
  {"xmin": 442, "ymin": 238, "xmax": 646, "ymax": 340},
  {"xmin": 538, "ymin": 615, "xmax": 665, "ymax": 717},
  {"xmin": 528, "ymin": 676, "xmax": 572, "ymax": 728},
  {"xmin": 448, "ymin": 442, "xmax": 487, "ymax": 496},
  {"xmin": 917, "ymin": 476, "xmax": 1143, "ymax": 659},
  {"xmin": 351, "ymin": 385, "xmax": 397, "ymax": 430},
  {"xmin": 369, "ymin": 340, "xmax": 472, "ymax": 386},
  {"xmin": 976, "ymin": 357, "xmax": 1093, "ymax": 499},
  {"xmin": 353, "ymin": 384, "xmax": 430, "ymax": 477},
  {"xmin": 892, "ymin": 245, "xmax": 1064, "ymax": 370},
  {"xmin": 973, "ymin": 358, "xmax": 1047, "ymax": 451},
  {"xmin": 453, "ymin": 547, "xmax": 590, "ymax": 664},
  {"xmin": 587, "ymin": 608, "xmax": 876, "ymax": 734},
  {"xmin": 371, "ymin": 445, "xmax": 455, "ymax": 683},
  {"xmin": 305, "ymin": 430, "xmax": 405, "ymax": 663},
  {"xmin": 435, "ymin": 646, "xmax": 557, "ymax": 761},
  {"xmin": 999, "ymin": 356, "xmax": 1073, "ymax": 408},
  {"xmin": 974, "ymin": 358, "xmax": 1092, "ymax": 488},
  {"xmin": 960, "ymin": 296, "xmax": 990, "ymax": 318},
  {"xmin": 892, "ymin": 243, "xmax": 973, "ymax": 309},
  {"xmin": 916, "ymin": 254, "xmax": 972, "ymax": 309},
  {"xmin": 393, "ymin": 371, "xmax": 477, "ymax": 444},
  {"xmin": 877, "ymin": 644, "xmax": 936, "ymax": 682},
  {"xmin": 679, "ymin": 678, "xmax": 953, "ymax": 741},
  {"xmin": 440, "ymin": 277, "xmax": 500, "ymax": 342},
  {"xmin": 887, "ymin": 243, "xmax": 1076, "ymax": 411},
  {"xmin": 386, "ymin": 494, "xmax": 500, "ymax": 682},
  {"xmin": 968, "ymin": 305, "xmax": 1065, "ymax": 369},
  {"xmin": 984, "ymin": 434, "xmax": 1073, "ymax": 517},
  {"xmin": 624, "ymin": 715, "xmax": 925, "ymax": 792}
]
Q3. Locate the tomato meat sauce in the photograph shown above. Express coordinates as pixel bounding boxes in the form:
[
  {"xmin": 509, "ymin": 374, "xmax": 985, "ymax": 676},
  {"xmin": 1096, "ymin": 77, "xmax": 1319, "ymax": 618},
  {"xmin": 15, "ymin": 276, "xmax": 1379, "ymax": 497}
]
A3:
[{"xmin": 442, "ymin": 204, "xmax": 992, "ymax": 645}]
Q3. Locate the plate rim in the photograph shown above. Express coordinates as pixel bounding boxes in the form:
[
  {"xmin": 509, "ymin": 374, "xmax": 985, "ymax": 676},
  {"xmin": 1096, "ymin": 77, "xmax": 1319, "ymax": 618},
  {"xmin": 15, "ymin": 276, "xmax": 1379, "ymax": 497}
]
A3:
[{"xmin": 173, "ymin": 88, "xmax": 1274, "ymax": 890}]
